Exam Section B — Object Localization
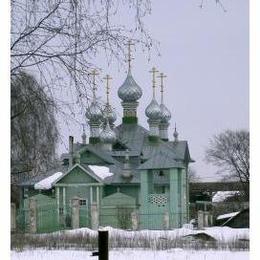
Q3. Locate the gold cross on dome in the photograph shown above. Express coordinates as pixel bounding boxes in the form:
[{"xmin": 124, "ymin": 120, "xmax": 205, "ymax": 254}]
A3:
[
  {"xmin": 157, "ymin": 72, "xmax": 167, "ymax": 103},
  {"xmin": 103, "ymin": 74, "xmax": 112, "ymax": 104},
  {"xmin": 89, "ymin": 69, "xmax": 99, "ymax": 100},
  {"xmin": 149, "ymin": 67, "xmax": 159, "ymax": 98},
  {"xmin": 125, "ymin": 40, "xmax": 135, "ymax": 70}
]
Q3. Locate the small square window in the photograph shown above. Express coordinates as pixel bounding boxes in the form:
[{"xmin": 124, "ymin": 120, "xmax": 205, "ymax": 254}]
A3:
[
  {"xmin": 59, "ymin": 207, "xmax": 64, "ymax": 215},
  {"xmin": 80, "ymin": 199, "xmax": 87, "ymax": 206}
]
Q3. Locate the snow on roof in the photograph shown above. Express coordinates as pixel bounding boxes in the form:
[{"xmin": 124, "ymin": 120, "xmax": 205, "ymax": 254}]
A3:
[
  {"xmin": 34, "ymin": 172, "xmax": 63, "ymax": 190},
  {"xmin": 216, "ymin": 211, "xmax": 240, "ymax": 220},
  {"xmin": 212, "ymin": 191, "xmax": 240, "ymax": 203},
  {"xmin": 88, "ymin": 165, "xmax": 114, "ymax": 180}
]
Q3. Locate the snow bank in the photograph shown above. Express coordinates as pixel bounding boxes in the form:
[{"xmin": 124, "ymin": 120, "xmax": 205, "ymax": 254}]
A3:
[
  {"xmin": 212, "ymin": 191, "xmax": 240, "ymax": 203},
  {"xmin": 11, "ymin": 249, "xmax": 249, "ymax": 260},
  {"xmin": 34, "ymin": 172, "xmax": 63, "ymax": 190},
  {"xmin": 88, "ymin": 165, "xmax": 114, "ymax": 180},
  {"xmin": 46, "ymin": 226, "xmax": 249, "ymax": 243}
]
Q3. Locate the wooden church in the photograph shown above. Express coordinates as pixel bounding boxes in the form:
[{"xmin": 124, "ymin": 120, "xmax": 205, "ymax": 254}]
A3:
[{"xmin": 19, "ymin": 44, "xmax": 194, "ymax": 231}]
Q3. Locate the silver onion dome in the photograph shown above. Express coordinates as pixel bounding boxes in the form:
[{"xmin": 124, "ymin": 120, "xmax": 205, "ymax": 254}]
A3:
[
  {"xmin": 145, "ymin": 98, "xmax": 162, "ymax": 120},
  {"xmin": 86, "ymin": 101, "xmax": 103, "ymax": 122},
  {"xmin": 100, "ymin": 121, "xmax": 117, "ymax": 144},
  {"xmin": 102, "ymin": 104, "xmax": 117, "ymax": 125},
  {"xmin": 118, "ymin": 70, "xmax": 143, "ymax": 102},
  {"xmin": 160, "ymin": 103, "xmax": 171, "ymax": 123}
]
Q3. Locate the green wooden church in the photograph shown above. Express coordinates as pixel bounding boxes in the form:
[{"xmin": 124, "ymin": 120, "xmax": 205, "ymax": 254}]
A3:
[{"xmin": 19, "ymin": 48, "xmax": 194, "ymax": 231}]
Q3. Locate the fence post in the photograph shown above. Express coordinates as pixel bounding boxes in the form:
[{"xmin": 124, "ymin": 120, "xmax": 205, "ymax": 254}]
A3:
[
  {"xmin": 131, "ymin": 210, "xmax": 139, "ymax": 231},
  {"xmin": 208, "ymin": 213, "xmax": 213, "ymax": 226},
  {"xmin": 71, "ymin": 197, "xmax": 80, "ymax": 229},
  {"xmin": 197, "ymin": 210, "xmax": 204, "ymax": 229},
  {"xmin": 91, "ymin": 203, "xmax": 99, "ymax": 230},
  {"xmin": 29, "ymin": 198, "xmax": 37, "ymax": 233},
  {"xmin": 204, "ymin": 211, "xmax": 209, "ymax": 227},
  {"xmin": 98, "ymin": 230, "xmax": 109, "ymax": 260},
  {"xmin": 163, "ymin": 211, "xmax": 170, "ymax": 230},
  {"xmin": 11, "ymin": 203, "xmax": 16, "ymax": 232}
]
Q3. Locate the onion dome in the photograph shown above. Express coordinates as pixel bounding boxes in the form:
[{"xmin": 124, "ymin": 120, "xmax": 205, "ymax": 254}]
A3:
[
  {"xmin": 160, "ymin": 103, "xmax": 171, "ymax": 123},
  {"xmin": 145, "ymin": 98, "xmax": 162, "ymax": 120},
  {"xmin": 100, "ymin": 120, "xmax": 117, "ymax": 144},
  {"xmin": 118, "ymin": 70, "xmax": 143, "ymax": 102},
  {"xmin": 173, "ymin": 124, "xmax": 179, "ymax": 142},
  {"xmin": 86, "ymin": 101, "xmax": 103, "ymax": 122},
  {"xmin": 102, "ymin": 104, "xmax": 117, "ymax": 125}
]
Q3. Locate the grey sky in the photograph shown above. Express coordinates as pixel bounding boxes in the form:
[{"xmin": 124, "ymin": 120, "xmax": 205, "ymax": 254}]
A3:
[{"xmin": 58, "ymin": 0, "xmax": 249, "ymax": 181}]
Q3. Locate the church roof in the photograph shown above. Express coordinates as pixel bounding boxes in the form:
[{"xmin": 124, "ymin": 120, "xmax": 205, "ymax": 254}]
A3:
[
  {"xmin": 138, "ymin": 151, "xmax": 185, "ymax": 170},
  {"xmin": 114, "ymin": 123, "xmax": 148, "ymax": 154}
]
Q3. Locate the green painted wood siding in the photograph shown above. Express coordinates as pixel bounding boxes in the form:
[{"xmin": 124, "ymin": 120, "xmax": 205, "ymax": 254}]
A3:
[{"xmin": 57, "ymin": 166, "xmax": 98, "ymax": 184}]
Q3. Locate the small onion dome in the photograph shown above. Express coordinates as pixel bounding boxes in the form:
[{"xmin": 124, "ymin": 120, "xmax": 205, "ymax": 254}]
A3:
[
  {"xmin": 118, "ymin": 70, "xmax": 143, "ymax": 102},
  {"xmin": 173, "ymin": 127, "xmax": 179, "ymax": 141},
  {"xmin": 102, "ymin": 104, "xmax": 117, "ymax": 125},
  {"xmin": 160, "ymin": 104, "xmax": 171, "ymax": 123},
  {"xmin": 145, "ymin": 98, "xmax": 162, "ymax": 120},
  {"xmin": 100, "ymin": 121, "xmax": 117, "ymax": 144},
  {"xmin": 86, "ymin": 101, "xmax": 103, "ymax": 122}
]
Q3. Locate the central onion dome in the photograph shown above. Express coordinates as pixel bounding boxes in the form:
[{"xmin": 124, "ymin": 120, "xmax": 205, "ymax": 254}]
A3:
[
  {"xmin": 118, "ymin": 70, "xmax": 143, "ymax": 102},
  {"xmin": 100, "ymin": 120, "xmax": 117, "ymax": 144},
  {"xmin": 145, "ymin": 98, "xmax": 162, "ymax": 120},
  {"xmin": 160, "ymin": 103, "xmax": 171, "ymax": 123},
  {"xmin": 102, "ymin": 104, "xmax": 117, "ymax": 125},
  {"xmin": 85, "ymin": 101, "xmax": 103, "ymax": 122}
]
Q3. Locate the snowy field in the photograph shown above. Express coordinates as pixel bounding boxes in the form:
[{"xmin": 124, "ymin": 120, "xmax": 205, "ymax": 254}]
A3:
[
  {"xmin": 11, "ymin": 248, "xmax": 249, "ymax": 260},
  {"xmin": 48, "ymin": 226, "xmax": 249, "ymax": 243}
]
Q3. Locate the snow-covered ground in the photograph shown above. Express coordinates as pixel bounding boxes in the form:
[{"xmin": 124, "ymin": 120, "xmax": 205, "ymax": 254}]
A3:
[
  {"xmin": 47, "ymin": 226, "xmax": 249, "ymax": 243},
  {"xmin": 11, "ymin": 249, "xmax": 249, "ymax": 260}
]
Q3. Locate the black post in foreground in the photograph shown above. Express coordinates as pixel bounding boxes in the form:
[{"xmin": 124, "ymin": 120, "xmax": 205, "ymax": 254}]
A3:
[
  {"xmin": 98, "ymin": 230, "xmax": 109, "ymax": 260},
  {"xmin": 92, "ymin": 230, "xmax": 109, "ymax": 260}
]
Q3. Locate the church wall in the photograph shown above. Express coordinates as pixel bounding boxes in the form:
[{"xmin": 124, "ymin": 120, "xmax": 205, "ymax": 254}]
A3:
[{"xmin": 139, "ymin": 168, "xmax": 188, "ymax": 229}]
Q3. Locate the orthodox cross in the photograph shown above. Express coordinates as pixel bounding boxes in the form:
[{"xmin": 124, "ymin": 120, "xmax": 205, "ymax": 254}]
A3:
[
  {"xmin": 157, "ymin": 72, "xmax": 167, "ymax": 104},
  {"xmin": 103, "ymin": 74, "xmax": 112, "ymax": 105},
  {"xmin": 82, "ymin": 123, "xmax": 86, "ymax": 133},
  {"xmin": 149, "ymin": 67, "xmax": 159, "ymax": 98},
  {"xmin": 90, "ymin": 69, "xmax": 99, "ymax": 100},
  {"xmin": 125, "ymin": 40, "xmax": 135, "ymax": 70}
]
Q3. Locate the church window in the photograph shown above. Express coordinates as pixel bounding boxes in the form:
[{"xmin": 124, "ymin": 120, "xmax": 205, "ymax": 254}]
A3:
[
  {"xmin": 23, "ymin": 188, "xmax": 28, "ymax": 198},
  {"xmin": 80, "ymin": 199, "xmax": 87, "ymax": 206},
  {"xmin": 159, "ymin": 170, "xmax": 164, "ymax": 176},
  {"xmin": 59, "ymin": 207, "xmax": 64, "ymax": 215}
]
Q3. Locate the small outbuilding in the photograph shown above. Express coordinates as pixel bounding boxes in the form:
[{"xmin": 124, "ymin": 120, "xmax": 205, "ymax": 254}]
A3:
[{"xmin": 216, "ymin": 208, "xmax": 249, "ymax": 228}]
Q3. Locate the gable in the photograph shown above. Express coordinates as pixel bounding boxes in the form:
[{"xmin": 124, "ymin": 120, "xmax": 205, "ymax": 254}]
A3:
[
  {"xmin": 56, "ymin": 165, "xmax": 98, "ymax": 184},
  {"xmin": 102, "ymin": 191, "xmax": 136, "ymax": 206}
]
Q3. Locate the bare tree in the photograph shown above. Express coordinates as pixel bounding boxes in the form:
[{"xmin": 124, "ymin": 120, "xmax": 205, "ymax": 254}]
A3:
[
  {"xmin": 11, "ymin": 71, "xmax": 58, "ymax": 178},
  {"xmin": 11, "ymin": 0, "xmax": 156, "ymax": 114},
  {"xmin": 188, "ymin": 167, "xmax": 201, "ymax": 183},
  {"xmin": 205, "ymin": 130, "xmax": 249, "ymax": 199}
]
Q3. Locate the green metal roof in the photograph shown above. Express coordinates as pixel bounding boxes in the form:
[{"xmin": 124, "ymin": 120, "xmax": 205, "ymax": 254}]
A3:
[
  {"xmin": 22, "ymin": 122, "xmax": 193, "ymax": 187},
  {"xmin": 138, "ymin": 151, "xmax": 185, "ymax": 170}
]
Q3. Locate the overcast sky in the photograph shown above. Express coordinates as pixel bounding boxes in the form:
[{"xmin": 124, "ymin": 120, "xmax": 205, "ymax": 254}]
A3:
[{"xmin": 58, "ymin": 0, "xmax": 249, "ymax": 181}]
